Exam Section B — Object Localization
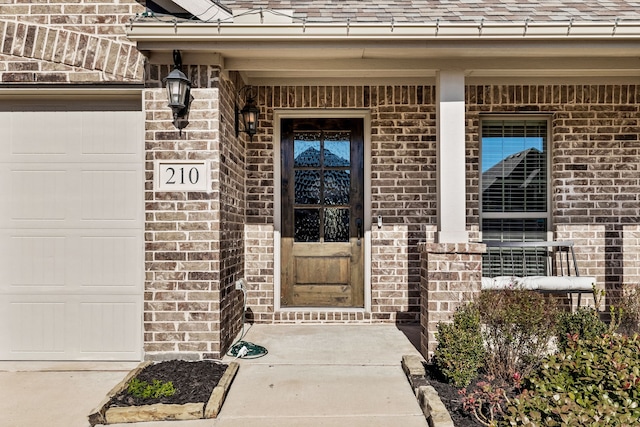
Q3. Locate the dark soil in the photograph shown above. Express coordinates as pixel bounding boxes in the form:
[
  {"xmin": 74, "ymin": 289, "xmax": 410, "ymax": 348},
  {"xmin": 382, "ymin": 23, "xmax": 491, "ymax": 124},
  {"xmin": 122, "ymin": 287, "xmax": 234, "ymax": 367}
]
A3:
[
  {"xmin": 424, "ymin": 364, "xmax": 483, "ymax": 427},
  {"xmin": 108, "ymin": 360, "xmax": 228, "ymax": 408}
]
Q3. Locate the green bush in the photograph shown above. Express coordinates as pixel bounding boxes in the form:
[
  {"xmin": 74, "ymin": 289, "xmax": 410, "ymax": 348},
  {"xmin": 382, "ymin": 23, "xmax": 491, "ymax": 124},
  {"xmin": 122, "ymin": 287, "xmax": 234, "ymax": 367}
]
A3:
[
  {"xmin": 127, "ymin": 378, "xmax": 176, "ymax": 399},
  {"xmin": 434, "ymin": 303, "xmax": 485, "ymax": 387},
  {"xmin": 555, "ymin": 307, "xmax": 607, "ymax": 349},
  {"xmin": 504, "ymin": 334, "xmax": 640, "ymax": 426},
  {"xmin": 477, "ymin": 289, "xmax": 558, "ymax": 382}
]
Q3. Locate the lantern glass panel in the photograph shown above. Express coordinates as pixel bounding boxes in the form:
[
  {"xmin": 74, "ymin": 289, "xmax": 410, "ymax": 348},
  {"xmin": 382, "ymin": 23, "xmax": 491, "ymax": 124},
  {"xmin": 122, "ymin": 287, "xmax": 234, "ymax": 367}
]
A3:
[{"xmin": 166, "ymin": 80, "xmax": 187, "ymax": 108}]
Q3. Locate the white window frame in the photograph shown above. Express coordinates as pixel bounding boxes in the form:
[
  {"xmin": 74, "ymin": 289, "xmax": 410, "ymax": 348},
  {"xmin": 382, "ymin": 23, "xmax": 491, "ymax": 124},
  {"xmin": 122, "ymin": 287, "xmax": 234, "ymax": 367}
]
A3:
[{"xmin": 479, "ymin": 114, "xmax": 553, "ymax": 242}]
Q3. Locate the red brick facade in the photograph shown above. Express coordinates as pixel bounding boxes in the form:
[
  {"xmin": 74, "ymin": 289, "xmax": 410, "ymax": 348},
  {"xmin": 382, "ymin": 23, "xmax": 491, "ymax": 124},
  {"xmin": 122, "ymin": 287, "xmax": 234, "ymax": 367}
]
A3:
[
  {"xmin": 0, "ymin": 0, "xmax": 144, "ymax": 83},
  {"xmin": 466, "ymin": 84, "xmax": 640, "ymax": 294},
  {"xmin": 140, "ymin": 76, "xmax": 640, "ymax": 358},
  {"xmin": 2, "ymin": 1, "xmax": 639, "ymax": 361},
  {"xmin": 244, "ymin": 86, "xmax": 437, "ymax": 325},
  {"xmin": 420, "ymin": 243, "xmax": 484, "ymax": 356},
  {"xmin": 142, "ymin": 66, "xmax": 248, "ymax": 359}
]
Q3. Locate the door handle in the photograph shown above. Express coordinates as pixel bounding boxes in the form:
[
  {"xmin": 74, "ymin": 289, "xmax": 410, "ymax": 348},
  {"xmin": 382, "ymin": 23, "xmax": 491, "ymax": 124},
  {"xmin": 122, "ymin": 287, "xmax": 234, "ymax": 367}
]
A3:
[{"xmin": 356, "ymin": 218, "xmax": 362, "ymax": 246}]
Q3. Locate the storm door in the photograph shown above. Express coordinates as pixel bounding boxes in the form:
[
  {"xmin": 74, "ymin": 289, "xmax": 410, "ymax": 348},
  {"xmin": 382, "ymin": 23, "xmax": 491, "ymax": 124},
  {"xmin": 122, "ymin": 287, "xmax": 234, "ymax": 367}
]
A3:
[{"xmin": 281, "ymin": 118, "xmax": 364, "ymax": 307}]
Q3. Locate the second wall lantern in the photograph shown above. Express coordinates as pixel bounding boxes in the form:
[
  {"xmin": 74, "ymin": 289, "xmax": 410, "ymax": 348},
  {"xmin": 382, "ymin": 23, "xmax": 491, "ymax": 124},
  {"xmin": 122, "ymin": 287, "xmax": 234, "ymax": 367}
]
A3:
[{"xmin": 235, "ymin": 86, "xmax": 259, "ymax": 140}]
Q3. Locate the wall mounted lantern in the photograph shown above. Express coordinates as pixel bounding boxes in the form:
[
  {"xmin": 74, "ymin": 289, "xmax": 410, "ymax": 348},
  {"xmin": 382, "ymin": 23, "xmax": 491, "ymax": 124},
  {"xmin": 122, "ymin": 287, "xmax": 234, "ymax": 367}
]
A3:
[
  {"xmin": 235, "ymin": 86, "xmax": 259, "ymax": 140},
  {"xmin": 163, "ymin": 50, "xmax": 192, "ymax": 134}
]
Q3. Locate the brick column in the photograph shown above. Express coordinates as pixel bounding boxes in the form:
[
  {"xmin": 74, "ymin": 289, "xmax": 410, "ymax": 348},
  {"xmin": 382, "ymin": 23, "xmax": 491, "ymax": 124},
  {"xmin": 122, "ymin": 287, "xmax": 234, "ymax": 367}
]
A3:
[
  {"xmin": 144, "ymin": 86, "xmax": 224, "ymax": 360},
  {"xmin": 420, "ymin": 242, "xmax": 485, "ymax": 358}
]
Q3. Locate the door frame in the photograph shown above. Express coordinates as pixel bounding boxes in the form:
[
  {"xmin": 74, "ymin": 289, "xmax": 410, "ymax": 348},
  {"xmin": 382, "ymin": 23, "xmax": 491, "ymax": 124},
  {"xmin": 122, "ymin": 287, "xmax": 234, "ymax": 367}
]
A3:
[{"xmin": 274, "ymin": 109, "xmax": 372, "ymax": 312}]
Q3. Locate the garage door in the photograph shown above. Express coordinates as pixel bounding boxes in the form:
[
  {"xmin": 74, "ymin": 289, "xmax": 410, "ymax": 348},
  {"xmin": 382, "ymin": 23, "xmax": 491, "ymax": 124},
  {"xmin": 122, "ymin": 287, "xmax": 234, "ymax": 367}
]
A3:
[{"xmin": 0, "ymin": 108, "xmax": 144, "ymax": 360}]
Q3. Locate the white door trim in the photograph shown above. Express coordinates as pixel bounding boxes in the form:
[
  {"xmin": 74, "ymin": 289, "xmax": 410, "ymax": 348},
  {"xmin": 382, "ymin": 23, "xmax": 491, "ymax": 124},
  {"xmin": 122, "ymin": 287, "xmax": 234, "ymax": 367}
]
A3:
[{"xmin": 273, "ymin": 109, "xmax": 372, "ymax": 312}]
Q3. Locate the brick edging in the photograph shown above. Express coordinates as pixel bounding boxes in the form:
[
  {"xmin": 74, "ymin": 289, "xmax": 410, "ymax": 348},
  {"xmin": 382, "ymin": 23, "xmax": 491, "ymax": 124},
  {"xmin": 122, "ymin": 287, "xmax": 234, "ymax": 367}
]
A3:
[
  {"xmin": 402, "ymin": 355, "xmax": 455, "ymax": 427},
  {"xmin": 0, "ymin": 18, "xmax": 143, "ymax": 81}
]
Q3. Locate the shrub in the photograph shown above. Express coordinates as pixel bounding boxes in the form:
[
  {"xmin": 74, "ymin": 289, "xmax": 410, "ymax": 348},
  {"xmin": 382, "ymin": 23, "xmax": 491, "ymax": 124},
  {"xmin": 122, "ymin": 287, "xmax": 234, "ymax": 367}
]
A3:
[
  {"xmin": 504, "ymin": 334, "xmax": 640, "ymax": 426},
  {"xmin": 617, "ymin": 283, "xmax": 640, "ymax": 336},
  {"xmin": 127, "ymin": 378, "xmax": 176, "ymax": 399},
  {"xmin": 434, "ymin": 303, "xmax": 486, "ymax": 387},
  {"xmin": 555, "ymin": 307, "xmax": 607, "ymax": 350},
  {"xmin": 476, "ymin": 289, "xmax": 557, "ymax": 382}
]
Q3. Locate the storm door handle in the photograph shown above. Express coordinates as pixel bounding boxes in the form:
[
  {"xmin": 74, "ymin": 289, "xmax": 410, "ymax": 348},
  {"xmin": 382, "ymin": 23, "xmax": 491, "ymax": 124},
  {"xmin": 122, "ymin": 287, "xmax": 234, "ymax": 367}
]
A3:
[{"xmin": 356, "ymin": 218, "xmax": 362, "ymax": 246}]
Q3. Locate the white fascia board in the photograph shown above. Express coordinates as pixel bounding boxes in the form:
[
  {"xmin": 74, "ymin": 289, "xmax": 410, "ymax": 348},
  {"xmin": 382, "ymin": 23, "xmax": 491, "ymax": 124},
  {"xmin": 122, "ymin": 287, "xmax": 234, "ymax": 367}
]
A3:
[{"xmin": 128, "ymin": 20, "xmax": 640, "ymax": 41}]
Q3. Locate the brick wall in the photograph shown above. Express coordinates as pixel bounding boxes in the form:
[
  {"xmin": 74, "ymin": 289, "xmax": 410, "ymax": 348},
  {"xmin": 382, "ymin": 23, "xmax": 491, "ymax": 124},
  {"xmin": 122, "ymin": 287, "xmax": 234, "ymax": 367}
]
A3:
[
  {"xmin": 244, "ymin": 224, "xmax": 276, "ymax": 322},
  {"xmin": 143, "ymin": 64, "xmax": 245, "ymax": 360},
  {"xmin": 245, "ymin": 85, "xmax": 439, "ymax": 323},
  {"xmin": 142, "ymin": 76, "xmax": 639, "ymax": 357},
  {"xmin": 420, "ymin": 243, "xmax": 484, "ymax": 357},
  {"xmin": 218, "ymin": 76, "xmax": 246, "ymax": 354},
  {"xmin": 244, "ymin": 83, "xmax": 639, "ymax": 323},
  {"xmin": 418, "ymin": 84, "xmax": 639, "ymax": 358},
  {"xmin": 466, "ymin": 84, "xmax": 640, "ymax": 306},
  {"xmin": 0, "ymin": 0, "xmax": 144, "ymax": 83}
]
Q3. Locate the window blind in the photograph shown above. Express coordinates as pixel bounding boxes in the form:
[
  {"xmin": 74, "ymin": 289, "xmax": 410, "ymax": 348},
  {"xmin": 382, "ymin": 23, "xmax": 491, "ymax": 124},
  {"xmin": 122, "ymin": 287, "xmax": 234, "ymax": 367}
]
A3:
[{"xmin": 480, "ymin": 118, "xmax": 549, "ymax": 243}]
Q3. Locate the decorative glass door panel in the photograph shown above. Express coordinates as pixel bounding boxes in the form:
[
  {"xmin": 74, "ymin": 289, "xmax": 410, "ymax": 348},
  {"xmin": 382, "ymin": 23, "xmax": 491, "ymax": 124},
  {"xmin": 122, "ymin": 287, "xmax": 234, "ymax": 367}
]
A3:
[{"xmin": 281, "ymin": 118, "xmax": 364, "ymax": 307}]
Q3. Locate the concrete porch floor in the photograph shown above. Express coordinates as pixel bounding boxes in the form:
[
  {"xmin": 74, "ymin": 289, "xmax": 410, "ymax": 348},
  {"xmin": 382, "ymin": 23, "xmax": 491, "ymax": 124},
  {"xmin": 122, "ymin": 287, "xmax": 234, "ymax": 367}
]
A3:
[{"xmin": 0, "ymin": 324, "xmax": 428, "ymax": 427}]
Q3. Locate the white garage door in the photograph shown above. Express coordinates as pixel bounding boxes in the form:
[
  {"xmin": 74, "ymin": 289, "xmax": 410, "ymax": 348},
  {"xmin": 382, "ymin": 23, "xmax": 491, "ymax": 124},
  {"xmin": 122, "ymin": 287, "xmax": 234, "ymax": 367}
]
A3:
[{"xmin": 0, "ymin": 107, "xmax": 144, "ymax": 360}]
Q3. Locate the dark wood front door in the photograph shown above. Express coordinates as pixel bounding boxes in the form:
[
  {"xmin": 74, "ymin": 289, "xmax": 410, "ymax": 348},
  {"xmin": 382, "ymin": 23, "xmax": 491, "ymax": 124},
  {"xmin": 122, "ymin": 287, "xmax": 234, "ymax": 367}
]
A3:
[{"xmin": 281, "ymin": 118, "xmax": 364, "ymax": 307}]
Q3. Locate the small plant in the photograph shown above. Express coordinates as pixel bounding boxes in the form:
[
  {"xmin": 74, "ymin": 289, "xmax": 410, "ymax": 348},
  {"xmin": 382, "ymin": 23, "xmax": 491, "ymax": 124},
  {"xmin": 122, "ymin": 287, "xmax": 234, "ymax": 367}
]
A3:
[
  {"xmin": 127, "ymin": 377, "xmax": 176, "ymax": 399},
  {"xmin": 555, "ymin": 307, "xmax": 607, "ymax": 349},
  {"xmin": 476, "ymin": 289, "xmax": 557, "ymax": 382},
  {"xmin": 504, "ymin": 333, "xmax": 640, "ymax": 426},
  {"xmin": 460, "ymin": 376, "xmax": 511, "ymax": 427},
  {"xmin": 434, "ymin": 303, "xmax": 486, "ymax": 387}
]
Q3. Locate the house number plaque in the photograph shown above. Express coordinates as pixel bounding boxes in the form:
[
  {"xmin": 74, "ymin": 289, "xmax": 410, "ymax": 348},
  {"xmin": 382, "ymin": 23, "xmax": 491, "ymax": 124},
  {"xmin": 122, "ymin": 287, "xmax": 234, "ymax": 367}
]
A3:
[{"xmin": 156, "ymin": 161, "xmax": 208, "ymax": 191}]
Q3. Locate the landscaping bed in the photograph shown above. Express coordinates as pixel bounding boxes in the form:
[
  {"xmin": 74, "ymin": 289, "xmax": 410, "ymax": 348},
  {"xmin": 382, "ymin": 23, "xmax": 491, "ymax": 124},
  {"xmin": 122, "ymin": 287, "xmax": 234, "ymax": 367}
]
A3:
[
  {"xmin": 424, "ymin": 363, "xmax": 499, "ymax": 427},
  {"xmin": 88, "ymin": 360, "xmax": 238, "ymax": 425},
  {"xmin": 427, "ymin": 286, "xmax": 640, "ymax": 426}
]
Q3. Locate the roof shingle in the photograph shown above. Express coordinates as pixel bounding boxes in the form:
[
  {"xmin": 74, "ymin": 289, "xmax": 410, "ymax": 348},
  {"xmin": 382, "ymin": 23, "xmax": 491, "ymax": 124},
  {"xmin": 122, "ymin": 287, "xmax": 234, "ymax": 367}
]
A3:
[{"xmin": 217, "ymin": 0, "xmax": 640, "ymax": 23}]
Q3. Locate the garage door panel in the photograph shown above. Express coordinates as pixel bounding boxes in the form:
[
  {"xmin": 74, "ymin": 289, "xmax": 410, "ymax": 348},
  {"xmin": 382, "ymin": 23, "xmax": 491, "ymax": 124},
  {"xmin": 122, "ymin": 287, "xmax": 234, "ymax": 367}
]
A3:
[
  {"xmin": 80, "ymin": 300, "xmax": 140, "ymax": 355},
  {"xmin": 81, "ymin": 170, "xmax": 139, "ymax": 221},
  {"xmin": 80, "ymin": 236, "xmax": 141, "ymax": 289},
  {"xmin": 9, "ymin": 112, "xmax": 81, "ymax": 156},
  {"xmin": 11, "ymin": 169, "xmax": 67, "ymax": 220},
  {"xmin": 81, "ymin": 111, "xmax": 142, "ymax": 156},
  {"xmin": 0, "ymin": 295, "xmax": 141, "ymax": 360},
  {"xmin": 8, "ymin": 301, "xmax": 66, "ymax": 355},
  {"xmin": 0, "ymin": 230, "xmax": 142, "ymax": 295},
  {"xmin": 0, "ymin": 109, "xmax": 143, "ymax": 361},
  {"xmin": 9, "ymin": 235, "xmax": 67, "ymax": 287},
  {"xmin": 0, "ymin": 111, "xmax": 143, "ymax": 163},
  {"xmin": 0, "ymin": 164, "xmax": 142, "ymax": 229}
]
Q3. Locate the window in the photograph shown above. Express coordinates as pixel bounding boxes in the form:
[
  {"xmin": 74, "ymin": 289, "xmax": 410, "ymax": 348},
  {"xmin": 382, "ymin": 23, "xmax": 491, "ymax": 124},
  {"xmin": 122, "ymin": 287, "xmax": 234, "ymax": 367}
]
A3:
[{"xmin": 480, "ymin": 117, "xmax": 550, "ymax": 242}]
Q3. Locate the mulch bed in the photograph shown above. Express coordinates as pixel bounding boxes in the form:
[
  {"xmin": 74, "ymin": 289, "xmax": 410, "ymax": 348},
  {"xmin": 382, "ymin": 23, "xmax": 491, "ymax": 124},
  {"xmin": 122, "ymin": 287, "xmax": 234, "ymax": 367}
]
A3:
[
  {"xmin": 107, "ymin": 360, "xmax": 228, "ymax": 408},
  {"xmin": 424, "ymin": 364, "xmax": 482, "ymax": 427}
]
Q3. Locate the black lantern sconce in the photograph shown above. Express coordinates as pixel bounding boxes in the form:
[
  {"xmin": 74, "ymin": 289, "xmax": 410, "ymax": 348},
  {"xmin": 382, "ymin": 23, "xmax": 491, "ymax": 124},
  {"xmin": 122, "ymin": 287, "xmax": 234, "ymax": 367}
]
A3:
[
  {"xmin": 163, "ymin": 50, "xmax": 193, "ymax": 134},
  {"xmin": 235, "ymin": 86, "xmax": 259, "ymax": 140}
]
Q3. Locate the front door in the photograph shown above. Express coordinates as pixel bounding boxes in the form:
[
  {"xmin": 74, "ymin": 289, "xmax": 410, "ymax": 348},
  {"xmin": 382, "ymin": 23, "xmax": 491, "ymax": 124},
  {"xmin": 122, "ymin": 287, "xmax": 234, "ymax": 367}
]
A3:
[{"xmin": 281, "ymin": 118, "xmax": 364, "ymax": 307}]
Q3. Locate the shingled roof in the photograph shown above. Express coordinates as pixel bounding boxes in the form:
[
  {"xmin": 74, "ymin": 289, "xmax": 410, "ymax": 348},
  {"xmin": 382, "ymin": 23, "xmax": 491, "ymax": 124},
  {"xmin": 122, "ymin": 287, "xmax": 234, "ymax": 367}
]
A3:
[{"xmin": 216, "ymin": 0, "xmax": 640, "ymax": 23}]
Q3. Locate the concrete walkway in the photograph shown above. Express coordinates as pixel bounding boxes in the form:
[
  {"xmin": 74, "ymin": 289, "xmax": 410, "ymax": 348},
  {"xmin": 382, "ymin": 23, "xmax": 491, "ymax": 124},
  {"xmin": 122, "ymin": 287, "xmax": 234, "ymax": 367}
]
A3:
[{"xmin": 0, "ymin": 324, "xmax": 428, "ymax": 427}]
